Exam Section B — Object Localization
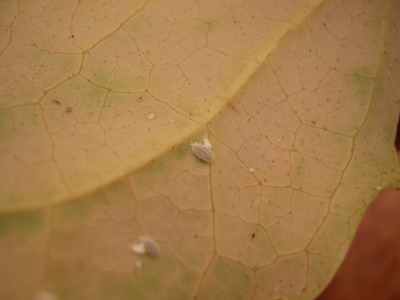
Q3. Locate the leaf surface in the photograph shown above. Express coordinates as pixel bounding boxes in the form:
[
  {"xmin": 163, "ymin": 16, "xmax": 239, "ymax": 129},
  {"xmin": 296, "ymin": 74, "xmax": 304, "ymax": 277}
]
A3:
[{"xmin": 0, "ymin": 0, "xmax": 399, "ymax": 299}]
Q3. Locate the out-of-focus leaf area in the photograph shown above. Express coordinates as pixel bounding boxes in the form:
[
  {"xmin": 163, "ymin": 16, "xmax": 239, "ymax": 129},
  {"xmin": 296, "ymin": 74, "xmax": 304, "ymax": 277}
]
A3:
[{"xmin": 0, "ymin": 0, "xmax": 399, "ymax": 299}]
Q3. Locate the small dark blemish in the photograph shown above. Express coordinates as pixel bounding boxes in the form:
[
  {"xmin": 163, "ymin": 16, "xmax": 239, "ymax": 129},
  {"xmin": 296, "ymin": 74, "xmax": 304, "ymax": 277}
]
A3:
[
  {"xmin": 395, "ymin": 113, "xmax": 400, "ymax": 151},
  {"xmin": 66, "ymin": 106, "xmax": 73, "ymax": 113},
  {"xmin": 251, "ymin": 233, "xmax": 255, "ymax": 239},
  {"xmin": 52, "ymin": 99, "xmax": 61, "ymax": 105}
]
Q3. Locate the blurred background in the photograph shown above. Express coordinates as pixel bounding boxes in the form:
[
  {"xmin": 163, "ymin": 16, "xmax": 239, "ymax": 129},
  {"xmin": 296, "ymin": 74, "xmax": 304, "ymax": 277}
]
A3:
[
  {"xmin": 318, "ymin": 187, "xmax": 400, "ymax": 299},
  {"xmin": 318, "ymin": 116, "xmax": 400, "ymax": 299}
]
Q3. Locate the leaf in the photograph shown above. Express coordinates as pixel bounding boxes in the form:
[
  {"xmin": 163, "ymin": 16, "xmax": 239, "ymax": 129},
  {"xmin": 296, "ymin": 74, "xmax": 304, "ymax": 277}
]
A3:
[{"xmin": 0, "ymin": 0, "xmax": 399, "ymax": 299}]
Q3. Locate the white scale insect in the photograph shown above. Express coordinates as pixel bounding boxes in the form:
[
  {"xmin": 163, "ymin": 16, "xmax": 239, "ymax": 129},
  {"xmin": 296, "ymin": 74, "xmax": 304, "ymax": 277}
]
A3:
[
  {"xmin": 189, "ymin": 137, "xmax": 215, "ymax": 164},
  {"xmin": 131, "ymin": 236, "xmax": 160, "ymax": 258}
]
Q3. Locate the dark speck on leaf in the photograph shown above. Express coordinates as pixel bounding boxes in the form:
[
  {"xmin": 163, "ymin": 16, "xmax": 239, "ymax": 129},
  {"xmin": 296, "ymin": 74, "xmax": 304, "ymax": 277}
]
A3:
[{"xmin": 66, "ymin": 106, "xmax": 73, "ymax": 113}]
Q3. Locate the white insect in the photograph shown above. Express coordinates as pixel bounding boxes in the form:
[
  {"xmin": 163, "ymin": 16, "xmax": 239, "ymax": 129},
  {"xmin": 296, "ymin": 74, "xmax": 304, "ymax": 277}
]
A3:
[
  {"xmin": 146, "ymin": 112, "xmax": 155, "ymax": 120},
  {"xmin": 131, "ymin": 236, "xmax": 160, "ymax": 258},
  {"xmin": 189, "ymin": 137, "xmax": 215, "ymax": 164}
]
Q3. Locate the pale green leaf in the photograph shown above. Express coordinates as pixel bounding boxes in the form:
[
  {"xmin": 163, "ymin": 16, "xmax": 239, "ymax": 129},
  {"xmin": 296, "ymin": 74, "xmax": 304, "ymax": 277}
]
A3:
[{"xmin": 0, "ymin": 0, "xmax": 399, "ymax": 299}]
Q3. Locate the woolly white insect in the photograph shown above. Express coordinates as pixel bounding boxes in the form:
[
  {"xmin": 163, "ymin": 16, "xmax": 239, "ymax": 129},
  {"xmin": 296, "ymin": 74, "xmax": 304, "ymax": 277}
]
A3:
[
  {"xmin": 131, "ymin": 236, "xmax": 160, "ymax": 258},
  {"xmin": 189, "ymin": 137, "xmax": 215, "ymax": 164}
]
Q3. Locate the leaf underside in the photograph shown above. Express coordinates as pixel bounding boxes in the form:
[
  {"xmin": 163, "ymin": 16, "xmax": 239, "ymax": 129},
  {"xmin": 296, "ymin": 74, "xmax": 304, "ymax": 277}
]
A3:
[{"xmin": 0, "ymin": 0, "xmax": 399, "ymax": 299}]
